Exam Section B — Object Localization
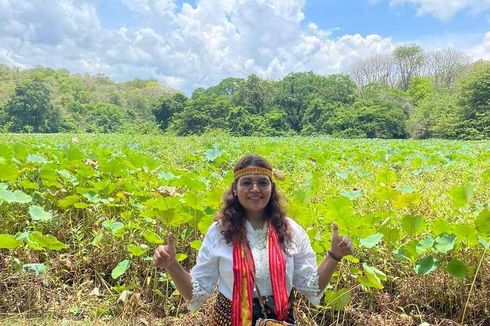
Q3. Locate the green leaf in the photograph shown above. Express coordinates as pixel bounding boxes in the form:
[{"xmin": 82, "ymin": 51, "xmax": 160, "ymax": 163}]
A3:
[
  {"xmin": 111, "ymin": 259, "xmax": 131, "ymax": 279},
  {"xmin": 204, "ymin": 147, "xmax": 221, "ymax": 162},
  {"xmin": 452, "ymin": 223, "xmax": 479, "ymax": 246},
  {"xmin": 57, "ymin": 169, "xmax": 79, "ymax": 186},
  {"xmin": 359, "ymin": 233, "xmax": 383, "ymax": 249},
  {"xmin": 393, "ymin": 240, "xmax": 419, "ymax": 263},
  {"xmin": 127, "ymin": 244, "xmax": 148, "ymax": 256},
  {"xmin": 340, "ymin": 189, "xmax": 362, "ymax": 200},
  {"xmin": 324, "ymin": 288, "xmax": 352, "ymax": 310},
  {"xmin": 416, "ymin": 236, "xmax": 435, "ymax": 255},
  {"xmin": 434, "ymin": 233, "xmax": 456, "ymax": 253},
  {"xmin": 158, "ymin": 171, "xmax": 177, "ymax": 180},
  {"xmin": 28, "ymin": 232, "xmax": 69, "ymax": 250},
  {"xmin": 29, "ymin": 205, "xmax": 53, "ymax": 222},
  {"xmin": 26, "ymin": 154, "xmax": 48, "ymax": 164},
  {"xmin": 198, "ymin": 214, "xmax": 215, "ymax": 234},
  {"xmin": 142, "ymin": 230, "xmax": 164, "ymax": 244},
  {"xmin": 58, "ymin": 195, "xmax": 81, "ymax": 208},
  {"xmin": 176, "ymin": 253, "xmax": 188, "ymax": 262},
  {"xmin": 478, "ymin": 236, "xmax": 489, "ymax": 250},
  {"xmin": 190, "ymin": 239, "xmax": 202, "ymax": 251},
  {"xmin": 401, "ymin": 215, "xmax": 425, "ymax": 237},
  {"xmin": 73, "ymin": 202, "xmax": 89, "ymax": 209},
  {"xmin": 323, "ymin": 197, "xmax": 354, "ymax": 222},
  {"xmin": 414, "ymin": 256, "xmax": 440, "ymax": 275},
  {"xmin": 375, "ymin": 169, "xmax": 397, "ymax": 184},
  {"xmin": 447, "ymin": 259, "xmax": 468, "ymax": 278},
  {"xmin": 430, "ymin": 219, "xmax": 451, "ymax": 235},
  {"xmin": 102, "ymin": 220, "xmax": 125, "ymax": 237},
  {"xmin": 374, "ymin": 185, "xmax": 397, "ymax": 202},
  {"xmin": 91, "ymin": 234, "xmax": 103, "ymax": 246},
  {"xmin": 0, "ymin": 234, "xmax": 23, "ymax": 249},
  {"xmin": 22, "ymin": 263, "xmax": 47, "ymax": 275},
  {"xmin": 449, "ymin": 184, "xmax": 474, "ymax": 208},
  {"xmin": 475, "ymin": 208, "xmax": 490, "ymax": 236},
  {"xmin": 361, "ymin": 263, "xmax": 386, "ymax": 289},
  {"xmin": 392, "ymin": 192, "xmax": 422, "ymax": 210},
  {"xmin": 0, "ymin": 164, "xmax": 19, "ymax": 181},
  {"xmin": 19, "ymin": 180, "xmax": 39, "ymax": 190},
  {"xmin": 0, "ymin": 189, "xmax": 32, "ymax": 203},
  {"xmin": 379, "ymin": 226, "xmax": 400, "ymax": 244}
]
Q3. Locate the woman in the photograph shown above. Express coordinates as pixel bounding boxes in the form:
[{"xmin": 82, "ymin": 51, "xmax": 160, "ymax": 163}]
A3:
[{"xmin": 153, "ymin": 154, "xmax": 354, "ymax": 325}]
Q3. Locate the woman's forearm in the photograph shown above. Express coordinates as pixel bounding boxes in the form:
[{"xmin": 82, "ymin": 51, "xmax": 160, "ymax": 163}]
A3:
[
  {"xmin": 317, "ymin": 254, "xmax": 340, "ymax": 291},
  {"xmin": 165, "ymin": 260, "xmax": 193, "ymax": 300}
]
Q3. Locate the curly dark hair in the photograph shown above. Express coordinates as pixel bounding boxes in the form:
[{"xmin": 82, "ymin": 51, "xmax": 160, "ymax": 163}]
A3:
[{"xmin": 215, "ymin": 154, "xmax": 292, "ymax": 251}]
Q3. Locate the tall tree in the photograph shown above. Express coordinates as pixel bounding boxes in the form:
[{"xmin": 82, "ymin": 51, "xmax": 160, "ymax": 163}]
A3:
[
  {"xmin": 348, "ymin": 54, "xmax": 397, "ymax": 87},
  {"xmin": 152, "ymin": 92, "xmax": 187, "ymax": 130},
  {"xmin": 205, "ymin": 77, "xmax": 244, "ymax": 97},
  {"xmin": 4, "ymin": 78, "xmax": 60, "ymax": 132},
  {"xmin": 232, "ymin": 74, "xmax": 273, "ymax": 115},
  {"xmin": 424, "ymin": 48, "xmax": 470, "ymax": 89},
  {"xmin": 393, "ymin": 44, "xmax": 424, "ymax": 90},
  {"xmin": 457, "ymin": 60, "xmax": 490, "ymax": 139},
  {"xmin": 169, "ymin": 93, "xmax": 230, "ymax": 135}
]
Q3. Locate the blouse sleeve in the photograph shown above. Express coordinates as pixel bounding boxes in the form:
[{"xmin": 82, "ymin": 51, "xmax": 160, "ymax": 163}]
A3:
[
  {"xmin": 188, "ymin": 223, "xmax": 220, "ymax": 312},
  {"xmin": 292, "ymin": 223, "xmax": 323, "ymax": 305}
]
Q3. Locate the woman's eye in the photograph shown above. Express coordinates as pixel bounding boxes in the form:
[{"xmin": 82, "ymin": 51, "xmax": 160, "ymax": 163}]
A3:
[
  {"xmin": 241, "ymin": 181, "xmax": 252, "ymax": 187},
  {"xmin": 259, "ymin": 181, "xmax": 270, "ymax": 187}
]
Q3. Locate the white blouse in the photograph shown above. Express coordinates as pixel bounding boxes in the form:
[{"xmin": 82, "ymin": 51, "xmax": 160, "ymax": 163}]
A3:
[{"xmin": 188, "ymin": 217, "xmax": 322, "ymax": 312}]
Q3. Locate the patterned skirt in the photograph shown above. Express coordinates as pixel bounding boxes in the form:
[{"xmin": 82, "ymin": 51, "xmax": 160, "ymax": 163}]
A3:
[{"xmin": 209, "ymin": 292, "xmax": 295, "ymax": 325}]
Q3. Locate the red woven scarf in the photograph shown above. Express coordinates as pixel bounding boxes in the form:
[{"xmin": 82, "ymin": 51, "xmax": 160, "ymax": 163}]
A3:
[{"xmin": 231, "ymin": 224, "xmax": 288, "ymax": 326}]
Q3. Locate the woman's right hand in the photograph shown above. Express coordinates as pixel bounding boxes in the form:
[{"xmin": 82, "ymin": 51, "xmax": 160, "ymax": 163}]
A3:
[{"xmin": 153, "ymin": 233, "xmax": 177, "ymax": 270}]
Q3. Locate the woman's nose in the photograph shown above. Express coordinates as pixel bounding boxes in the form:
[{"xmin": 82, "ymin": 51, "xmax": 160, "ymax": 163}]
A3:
[{"xmin": 250, "ymin": 183, "xmax": 260, "ymax": 191}]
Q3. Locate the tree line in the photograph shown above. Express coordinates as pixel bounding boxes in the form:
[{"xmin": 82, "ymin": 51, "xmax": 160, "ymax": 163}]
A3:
[{"xmin": 0, "ymin": 44, "xmax": 489, "ymax": 139}]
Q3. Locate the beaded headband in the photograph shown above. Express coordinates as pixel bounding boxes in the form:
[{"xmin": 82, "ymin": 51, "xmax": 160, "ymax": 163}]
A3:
[
  {"xmin": 233, "ymin": 167, "xmax": 285, "ymax": 181},
  {"xmin": 233, "ymin": 167, "xmax": 272, "ymax": 179}
]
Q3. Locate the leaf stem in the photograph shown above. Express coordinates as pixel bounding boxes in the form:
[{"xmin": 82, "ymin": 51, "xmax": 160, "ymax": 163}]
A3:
[{"xmin": 461, "ymin": 249, "xmax": 486, "ymax": 325}]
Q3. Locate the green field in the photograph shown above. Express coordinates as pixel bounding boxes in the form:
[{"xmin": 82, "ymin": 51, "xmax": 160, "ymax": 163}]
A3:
[{"xmin": 0, "ymin": 134, "xmax": 489, "ymax": 325}]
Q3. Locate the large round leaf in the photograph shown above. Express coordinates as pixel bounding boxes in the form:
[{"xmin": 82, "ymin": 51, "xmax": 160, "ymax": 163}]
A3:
[
  {"xmin": 414, "ymin": 256, "xmax": 440, "ymax": 275},
  {"xmin": 401, "ymin": 215, "xmax": 425, "ymax": 237},
  {"xmin": 447, "ymin": 259, "xmax": 468, "ymax": 278},
  {"xmin": 324, "ymin": 288, "xmax": 352, "ymax": 310},
  {"xmin": 359, "ymin": 233, "xmax": 383, "ymax": 249},
  {"xmin": 434, "ymin": 233, "xmax": 456, "ymax": 253},
  {"xmin": 475, "ymin": 208, "xmax": 490, "ymax": 236},
  {"xmin": 29, "ymin": 205, "xmax": 53, "ymax": 222}
]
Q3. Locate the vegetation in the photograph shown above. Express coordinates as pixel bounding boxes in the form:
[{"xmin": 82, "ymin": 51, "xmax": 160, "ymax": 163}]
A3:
[
  {"xmin": 0, "ymin": 134, "xmax": 489, "ymax": 325},
  {"xmin": 0, "ymin": 66, "xmax": 170, "ymax": 134},
  {"xmin": 0, "ymin": 45, "xmax": 488, "ymax": 140}
]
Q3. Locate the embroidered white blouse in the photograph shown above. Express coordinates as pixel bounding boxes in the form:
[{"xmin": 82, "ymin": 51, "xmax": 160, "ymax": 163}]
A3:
[{"xmin": 188, "ymin": 217, "xmax": 322, "ymax": 312}]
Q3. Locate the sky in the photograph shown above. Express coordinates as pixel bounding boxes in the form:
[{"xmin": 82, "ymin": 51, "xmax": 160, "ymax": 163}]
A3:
[{"xmin": 0, "ymin": 0, "xmax": 489, "ymax": 93}]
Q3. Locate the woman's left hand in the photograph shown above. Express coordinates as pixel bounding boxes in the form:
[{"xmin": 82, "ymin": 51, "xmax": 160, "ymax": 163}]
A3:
[{"xmin": 330, "ymin": 223, "xmax": 354, "ymax": 259}]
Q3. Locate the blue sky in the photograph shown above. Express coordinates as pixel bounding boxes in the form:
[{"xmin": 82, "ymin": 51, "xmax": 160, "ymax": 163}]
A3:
[
  {"xmin": 304, "ymin": 0, "xmax": 488, "ymax": 44},
  {"xmin": 0, "ymin": 0, "xmax": 489, "ymax": 93}
]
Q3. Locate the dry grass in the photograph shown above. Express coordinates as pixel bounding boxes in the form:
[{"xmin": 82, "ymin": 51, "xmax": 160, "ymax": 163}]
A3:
[{"xmin": 1, "ymin": 251, "xmax": 489, "ymax": 325}]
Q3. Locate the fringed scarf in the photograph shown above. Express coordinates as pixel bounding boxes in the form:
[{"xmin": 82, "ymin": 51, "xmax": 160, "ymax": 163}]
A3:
[{"xmin": 231, "ymin": 224, "xmax": 288, "ymax": 326}]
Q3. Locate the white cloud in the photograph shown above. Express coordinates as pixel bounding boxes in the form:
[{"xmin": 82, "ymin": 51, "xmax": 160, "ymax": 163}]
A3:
[
  {"xmin": 468, "ymin": 31, "xmax": 490, "ymax": 60},
  {"xmin": 388, "ymin": 0, "xmax": 490, "ymax": 21},
  {"xmin": 1, "ymin": 0, "xmax": 484, "ymax": 94}
]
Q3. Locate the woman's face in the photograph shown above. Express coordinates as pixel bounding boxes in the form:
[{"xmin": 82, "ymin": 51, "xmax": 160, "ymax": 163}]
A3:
[{"xmin": 235, "ymin": 174, "xmax": 272, "ymax": 215}]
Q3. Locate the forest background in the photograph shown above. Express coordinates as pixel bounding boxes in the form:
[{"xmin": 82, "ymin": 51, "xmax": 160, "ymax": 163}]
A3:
[{"xmin": 1, "ymin": 44, "xmax": 489, "ymax": 140}]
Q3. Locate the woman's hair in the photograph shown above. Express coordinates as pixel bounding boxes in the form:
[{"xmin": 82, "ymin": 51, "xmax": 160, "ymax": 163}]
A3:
[{"xmin": 215, "ymin": 154, "xmax": 292, "ymax": 250}]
